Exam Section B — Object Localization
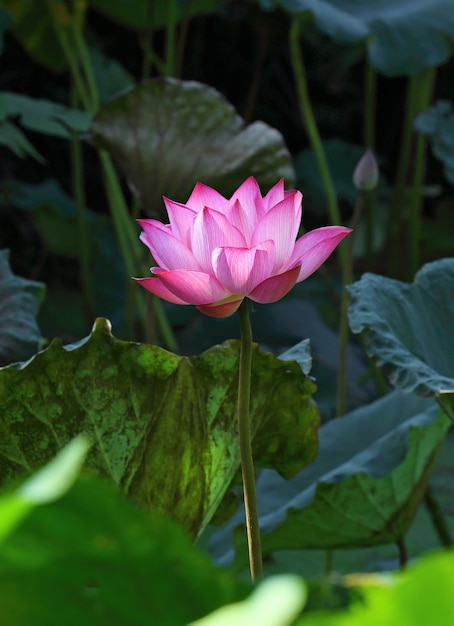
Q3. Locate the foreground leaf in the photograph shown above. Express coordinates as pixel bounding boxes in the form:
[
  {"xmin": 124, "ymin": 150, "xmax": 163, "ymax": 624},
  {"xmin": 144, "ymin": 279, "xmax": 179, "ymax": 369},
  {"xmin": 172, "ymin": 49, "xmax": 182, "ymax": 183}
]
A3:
[
  {"xmin": 0, "ymin": 473, "xmax": 247, "ymax": 626},
  {"xmin": 90, "ymin": 78, "xmax": 294, "ymax": 217},
  {"xmin": 209, "ymin": 391, "xmax": 449, "ymax": 566},
  {"xmin": 0, "ymin": 250, "xmax": 44, "ymax": 366},
  {"xmin": 299, "ymin": 550, "xmax": 454, "ymax": 625},
  {"xmin": 348, "ymin": 259, "xmax": 454, "ymax": 419},
  {"xmin": 414, "ymin": 100, "xmax": 454, "ymax": 185},
  {"xmin": 0, "ymin": 318, "xmax": 318, "ymax": 538}
]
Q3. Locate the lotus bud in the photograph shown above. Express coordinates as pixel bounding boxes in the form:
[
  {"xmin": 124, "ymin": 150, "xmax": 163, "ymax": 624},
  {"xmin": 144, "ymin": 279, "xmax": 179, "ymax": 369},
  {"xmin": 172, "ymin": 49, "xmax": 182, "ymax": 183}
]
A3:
[{"xmin": 353, "ymin": 149, "xmax": 379, "ymax": 191}]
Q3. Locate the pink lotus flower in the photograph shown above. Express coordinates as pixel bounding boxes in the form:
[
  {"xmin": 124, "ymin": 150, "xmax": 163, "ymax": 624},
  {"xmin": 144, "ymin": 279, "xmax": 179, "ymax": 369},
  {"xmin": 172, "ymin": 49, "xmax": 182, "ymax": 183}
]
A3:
[{"xmin": 136, "ymin": 177, "xmax": 351, "ymax": 318}]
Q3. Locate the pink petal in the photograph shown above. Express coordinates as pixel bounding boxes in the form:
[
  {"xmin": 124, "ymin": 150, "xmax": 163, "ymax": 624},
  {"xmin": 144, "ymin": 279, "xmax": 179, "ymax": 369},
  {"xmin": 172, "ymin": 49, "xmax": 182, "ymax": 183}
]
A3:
[
  {"xmin": 263, "ymin": 178, "xmax": 285, "ymax": 210},
  {"xmin": 291, "ymin": 226, "xmax": 352, "ymax": 282},
  {"xmin": 186, "ymin": 182, "xmax": 228, "ymax": 213},
  {"xmin": 228, "ymin": 176, "xmax": 264, "ymax": 219},
  {"xmin": 197, "ymin": 299, "xmax": 244, "ymax": 318},
  {"xmin": 228, "ymin": 199, "xmax": 254, "ymax": 245},
  {"xmin": 212, "ymin": 241, "xmax": 275, "ymax": 295},
  {"xmin": 134, "ymin": 277, "xmax": 189, "ymax": 305},
  {"xmin": 163, "ymin": 198, "xmax": 197, "ymax": 246},
  {"xmin": 251, "ymin": 191, "xmax": 302, "ymax": 272},
  {"xmin": 139, "ymin": 222, "xmax": 200, "ymax": 271},
  {"xmin": 151, "ymin": 268, "xmax": 229, "ymax": 305},
  {"xmin": 190, "ymin": 207, "xmax": 246, "ymax": 272},
  {"xmin": 249, "ymin": 265, "xmax": 301, "ymax": 303}
]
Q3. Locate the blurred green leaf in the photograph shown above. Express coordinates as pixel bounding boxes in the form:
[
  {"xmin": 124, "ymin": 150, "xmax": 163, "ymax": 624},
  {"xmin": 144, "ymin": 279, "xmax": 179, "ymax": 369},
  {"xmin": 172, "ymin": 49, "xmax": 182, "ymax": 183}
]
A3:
[
  {"xmin": 0, "ymin": 473, "xmax": 248, "ymax": 626},
  {"xmin": 0, "ymin": 318, "xmax": 318, "ymax": 538},
  {"xmin": 0, "ymin": 0, "xmax": 84, "ymax": 71},
  {"xmin": 0, "ymin": 92, "xmax": 90, "ymax": 138},
  {"xmin": 348, "ymin": 259, "xmax": 454, "ymax": 419},
  {"xmin": 209, "ymin": 392, "xmax": 449, "ymax": 566},
  {"xmin": 298, "ymin": 550, "xmax": 454, "ymax": 625},
  {"xmin": 262, "ymin": 0, "xmax": 454, "ymax": 76},
  {"xmin": 89, "ymin": 0, "xmax": 223, "ymax": 31},
  {"xmin": 192, "ymin": 575, "xmax": 306, "ymax": 626},
  {"xmin": 90, "ymin": 78, "xmax": 295, "ymax": 218},
  {"xmin": 414, "ymin": 100, "xmax": 454, "ymax": 185},
  {"xmin": 0, "ymin": 121, "xmax": 45, "ymax": 162},
  {"xmin": 0, "ymin": 6, "xmax": 12, "ymax": 55},
  {"xmin": 89, "ymin": 47, "xmax": 134, "ymax": 105},
  {"xmin": 0, "ymin": 249, "xmax": 44, "ymax": 366},
  {"xmin": 0, "ymin": 436, "xmax": 90, "ymax": 542}
]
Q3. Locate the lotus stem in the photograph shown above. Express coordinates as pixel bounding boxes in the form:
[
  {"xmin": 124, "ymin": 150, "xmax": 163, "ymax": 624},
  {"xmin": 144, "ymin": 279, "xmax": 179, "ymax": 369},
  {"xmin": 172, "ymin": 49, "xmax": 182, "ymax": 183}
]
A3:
[{"xmin": 237, "ymin": 300, "xmax": 263, "ymax": 581}]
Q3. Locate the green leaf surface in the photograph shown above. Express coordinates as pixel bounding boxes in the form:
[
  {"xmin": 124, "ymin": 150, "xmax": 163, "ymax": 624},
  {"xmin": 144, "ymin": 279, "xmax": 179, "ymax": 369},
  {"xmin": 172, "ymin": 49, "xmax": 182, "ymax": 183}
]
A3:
[
  {"xmin": 0, "ymin": 0, "xmax": 81, "ymax": 71},
  {"xmin": 90, "ymin": 78, "xmax": 294, "ymax": 217},
  {"xmin": 0, "ymin": 92, "xmax": 90, "ymax": 138},
  {"xmin": 209, "ymin": 391, "xmax": 449, "ymax": 566},
  {"xmin": 88, "ymin": 0, "xmax": 223, "ymax": 31},
  {"xmin": 0, "ymin": 318, "xmax": 318, "ymax": 538},
  {"xmin": 262, "ymin": 0, "xmax": 454, "ymax": 76},
  {"xmin": 0, "ymin": 6, "xmax": 12, "ymax": 56},
  {"xmin": 0, "ymin": 249, "xmax": 44, "ymax": 366},
  {"xmin": 298, "ymin": 550, "xmax": 454, "ymax": 626},
  {"xmin": 0, "ymin": 120, "xmax": 44, "ymax": 161},
  {"xmin": 0, "ymin": 473, "xmax": 248, "ymax": 626},
  {"xmin": 348, "ymin": 259, "xmax": 454, "ymax": 419},
  {"xmin": 414, "ymin": 100, "xmax": 454, "ymax": 185}
]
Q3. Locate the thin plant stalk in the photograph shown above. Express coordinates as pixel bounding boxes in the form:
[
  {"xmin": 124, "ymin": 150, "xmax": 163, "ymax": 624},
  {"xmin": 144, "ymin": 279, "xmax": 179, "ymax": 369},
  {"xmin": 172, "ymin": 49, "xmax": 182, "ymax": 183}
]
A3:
[
  {"xmin": 289, "ymin": 17, "xmax": 345, "ymax": 270},
  {"xmin": 364, "ymin": 61, "xmax": 377, "ymax": 266},
  {"xmin": 164, "ymin": 0, "xmax": 178, "ymax": 77},
  {"xmin": 237, "ymin": 300, "xmax": 263, "ymax": 581},
  {"xmin": 336, "ymin": 193, "xmax": 364, "ymax": 417}
]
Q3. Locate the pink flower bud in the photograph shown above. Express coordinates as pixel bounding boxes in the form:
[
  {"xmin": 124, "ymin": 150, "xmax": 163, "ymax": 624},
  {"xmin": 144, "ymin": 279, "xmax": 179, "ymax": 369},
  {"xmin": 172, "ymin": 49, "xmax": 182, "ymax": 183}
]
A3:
[{"xmin": 353, "ymin": 149, "xmax": 379, "ymax": 191}]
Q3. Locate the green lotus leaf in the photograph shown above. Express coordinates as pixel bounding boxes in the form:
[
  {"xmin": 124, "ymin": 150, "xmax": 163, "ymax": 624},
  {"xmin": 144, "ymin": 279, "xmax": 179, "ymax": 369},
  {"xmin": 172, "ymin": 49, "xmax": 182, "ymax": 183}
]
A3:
[
  {"xmin": 0, "ymin": 250, "xmax": 45, "ymax": 366},
  {"xmin": 0, "ymin": 318, "xmax": 318, "ymax": 539},
  {"xmin": 90, "ymin": 78, "xmax": 294, "ymax": 218},
  {"xmin": 348, "ymin": 259, "xmax": 454, "ymax": 420},
  {"xmin": 88, "ymin": 0, "xmax": 223, "ymax": 31},
  {"xmin": 209, "ymin": 391, "xmax": 449, "ymax": 566},
  {"xmin": 262, "ymin": 0, "xmax": 454, "ymax": 76},
  {"xmin": 414, "ymin": 101, "xmax": 454, "ymax": 185},
  {"xmin": 0, "ymin": 470, "xmax": 248, "ymax": 626}
]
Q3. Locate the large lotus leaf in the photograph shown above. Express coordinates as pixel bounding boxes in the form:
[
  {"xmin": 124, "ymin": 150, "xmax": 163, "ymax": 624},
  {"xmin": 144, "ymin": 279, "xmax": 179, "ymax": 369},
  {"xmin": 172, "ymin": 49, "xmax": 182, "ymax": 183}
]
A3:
[
  {"xmin": 0, "ymin": 318, "xmax": 318, "ymax": 539},
  {"xmin": 89, "ymin": 0, "xmax": 223, "ymax": 31},
  {"xmin": 0, "ymin": 250, "xmax": 44, "ymax": 366},
  {"xmin": 90, "ymin": 78, "xmax": 294, "ymax": 218},
  {"xmin": 414, "ymin": 100, "xmax": 454, "ymax": 185},
  {"xmin": 209, "ymin": 391, "xmax": 450, "ymax": 566},
  {"xmin": 0, "ymin": 471, "xmax": 248, "ymax": 626},
  {"xmin": 261, "ymin": 0, "xmax": 454, "ymax": 76},
  {"xmin": 348, "ymin": 259, "xmax": 454, "ymax": 420}
]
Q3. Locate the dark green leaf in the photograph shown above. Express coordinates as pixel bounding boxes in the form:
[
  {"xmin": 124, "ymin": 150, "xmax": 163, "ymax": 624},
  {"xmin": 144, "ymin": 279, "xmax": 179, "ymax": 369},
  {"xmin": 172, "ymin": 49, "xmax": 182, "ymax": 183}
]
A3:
[
  {"xmin": 0, "ymin": 121, "xmax": 44, "ymax": 162},
  {"xmin": 88, "ymin": 0, "xmax": 224, "ymax": 31},
  {"xmin": 209, "ymin": 392, "xmax": 449, "ymax": 566},
  {"xmin": 0, "ymin": 249, "xmax": 44, "ymax": 366},
  {"xmin": 0, "ymin": 92, "xmax": 90, "ymax": 138},
  {"xmin": 348, "ymin": 259, "xmax": 454, "ymax": 419},
  {"xmin": 0, "ymin": 5, "xmax": 12, "ymax": 56},
  {"xmin": 90, "ymin": 78, "xmax": 294, "ymax": 218},
  {"xmin": 0, "ymin": 318, "xmax": 318, "ymax": 538},
  {"xmin": 414, "ymin": 101, "xmax": 454, "ymax": 185},
  {"xmin": 262, "ymin": 0, "xmax": 454, "ymax": 76}
]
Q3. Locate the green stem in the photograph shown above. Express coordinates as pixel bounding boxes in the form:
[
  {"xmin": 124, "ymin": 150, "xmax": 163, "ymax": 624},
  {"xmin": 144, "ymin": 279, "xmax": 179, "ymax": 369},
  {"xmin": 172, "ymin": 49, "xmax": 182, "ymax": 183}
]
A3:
[
  {"xmin": 164, "ymin": 0, "xmax": 178, "ymax": 77},
  {"xmin": 424, "ymin": 486, "xmax": 453, "ymax": 548},
  {"xmin": 364, "ymin": 61, "xmax": 377, "ymax": 266},
  {"xmin": 336, "ymin": 193, "xmax": 364, "ymax": 417},
  {"xmin": 70, "ymin": 89, "xmax": 93, "ymax": 323},
  {"xmin": 71, "ymin": 21, "xmax": 100, "ymax": 113},
  {"xmin": 289, "ymin": 17, "xmax": 345, "ymax": 269},
  {"xmin": 237, "ymin": 300, "xmax": 263, "ymax": 581},
  {"xmin": 408, "ymin": 67, "xmax": 436, "ymax": 277}
]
